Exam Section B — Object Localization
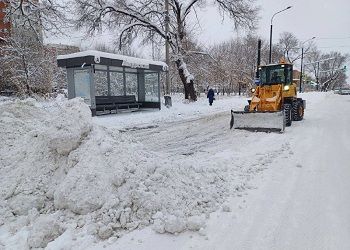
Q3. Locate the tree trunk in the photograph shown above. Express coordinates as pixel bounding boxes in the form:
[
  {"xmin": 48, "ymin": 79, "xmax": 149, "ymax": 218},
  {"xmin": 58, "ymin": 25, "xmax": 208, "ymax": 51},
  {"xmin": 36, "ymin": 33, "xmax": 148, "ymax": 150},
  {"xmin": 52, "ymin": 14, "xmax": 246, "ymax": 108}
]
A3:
[
  {"xmin": 176, "ymin": 59, "xmax": 197, "ymax": 101},
  {"xmin": 22, "ymin": 55, "xmax": 32, "ymax": 96}
]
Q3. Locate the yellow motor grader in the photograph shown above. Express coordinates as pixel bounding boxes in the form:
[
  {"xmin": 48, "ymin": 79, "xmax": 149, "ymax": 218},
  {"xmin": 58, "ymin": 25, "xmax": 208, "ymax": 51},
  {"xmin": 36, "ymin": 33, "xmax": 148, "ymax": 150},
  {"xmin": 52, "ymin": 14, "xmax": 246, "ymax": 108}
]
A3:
[{"xmin": 230, "ymin": 59, "xmax": 306, "ymax": 132}]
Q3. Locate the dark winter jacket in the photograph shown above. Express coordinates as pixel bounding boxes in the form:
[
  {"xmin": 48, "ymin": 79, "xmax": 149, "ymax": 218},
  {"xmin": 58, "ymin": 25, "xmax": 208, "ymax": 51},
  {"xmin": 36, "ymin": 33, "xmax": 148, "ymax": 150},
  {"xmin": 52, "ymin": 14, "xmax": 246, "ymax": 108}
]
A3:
[{"xmin": 207, "ymin": 89, "xmax": 215, "ymax": 102}]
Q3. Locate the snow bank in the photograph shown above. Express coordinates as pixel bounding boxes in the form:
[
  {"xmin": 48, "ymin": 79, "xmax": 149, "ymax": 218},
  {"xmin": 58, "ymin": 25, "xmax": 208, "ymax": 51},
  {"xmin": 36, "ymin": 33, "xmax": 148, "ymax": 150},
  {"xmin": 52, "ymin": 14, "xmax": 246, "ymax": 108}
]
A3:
[
  {"xmin": 0, "ymin": 97, "xmax": 241, "ymax": 248},
  {"xmin": 27, "ymin": 215, "xmax": 64, "ymax": 248},
  {"xmin": 0, "ymin": 98, "xmax": 92, "ymax": 216}
]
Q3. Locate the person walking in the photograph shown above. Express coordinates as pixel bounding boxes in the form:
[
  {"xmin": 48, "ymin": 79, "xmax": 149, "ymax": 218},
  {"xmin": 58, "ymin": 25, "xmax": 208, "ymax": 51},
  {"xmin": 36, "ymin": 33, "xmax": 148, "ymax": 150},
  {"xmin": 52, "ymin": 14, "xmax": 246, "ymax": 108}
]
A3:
[{"xmin": 207, "ymin": 88, "xmax": 215, "ymax": 106}]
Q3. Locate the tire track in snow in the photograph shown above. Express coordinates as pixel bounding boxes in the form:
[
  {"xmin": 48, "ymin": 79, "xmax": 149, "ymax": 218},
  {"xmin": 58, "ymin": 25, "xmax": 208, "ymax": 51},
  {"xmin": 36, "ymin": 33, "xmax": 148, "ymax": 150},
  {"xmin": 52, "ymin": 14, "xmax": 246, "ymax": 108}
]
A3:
[
  {"xmin": 123, "ymin": 111, "xmax": 291, "ymax": 177},
  {"xmin": 125, "ymin": 111, "xmax": 231, "ymax": 156}
]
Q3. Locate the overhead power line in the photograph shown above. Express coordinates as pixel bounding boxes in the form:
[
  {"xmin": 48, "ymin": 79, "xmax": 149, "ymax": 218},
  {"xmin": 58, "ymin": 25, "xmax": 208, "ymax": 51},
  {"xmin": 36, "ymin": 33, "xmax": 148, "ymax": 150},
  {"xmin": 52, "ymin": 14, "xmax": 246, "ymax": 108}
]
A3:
[
  {"xmin": 318, "ymin": 45, "xmax": 350, "ymax": 49},
  {"xmin": 316, "ymin": 36, "xmax": 350, "ymax": 40}
]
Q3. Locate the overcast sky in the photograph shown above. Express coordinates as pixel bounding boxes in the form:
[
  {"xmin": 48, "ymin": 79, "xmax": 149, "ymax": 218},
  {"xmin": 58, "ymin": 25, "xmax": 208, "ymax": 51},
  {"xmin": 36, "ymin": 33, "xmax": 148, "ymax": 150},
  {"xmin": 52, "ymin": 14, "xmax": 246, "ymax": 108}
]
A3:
[
  {"xmin": 49, "ymin": 0, "xmax": 349, "ymax": 77},
  {"xmin": 197, "ymin": 0, "xmax": 350, "ymax": 57},
  {"xmin": 52, "ymin": 0, "xmax": 350, "ymax": 55},
  {"xmin": 194, "ymin": 0, "xmax": 350, "ymax": 79}
]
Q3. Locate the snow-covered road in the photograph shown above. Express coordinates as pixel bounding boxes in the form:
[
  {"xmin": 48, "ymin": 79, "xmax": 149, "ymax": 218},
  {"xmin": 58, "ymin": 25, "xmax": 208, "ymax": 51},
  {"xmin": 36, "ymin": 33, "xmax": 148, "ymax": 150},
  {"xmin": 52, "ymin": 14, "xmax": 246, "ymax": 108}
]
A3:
[
  {"xmin": 100, "ymin": 93, "xmax": 350, "ymax": 250},
  {"xmin": 266, "ymin": 93, "xmax": 350, "ymax": 250},
  {"xmin": 198, "ymin": 93, "xmax": 350, "ymax": 250},
  {"xmin": 127, "ymin": 112, "xmax": 231, "ymax": 156}
]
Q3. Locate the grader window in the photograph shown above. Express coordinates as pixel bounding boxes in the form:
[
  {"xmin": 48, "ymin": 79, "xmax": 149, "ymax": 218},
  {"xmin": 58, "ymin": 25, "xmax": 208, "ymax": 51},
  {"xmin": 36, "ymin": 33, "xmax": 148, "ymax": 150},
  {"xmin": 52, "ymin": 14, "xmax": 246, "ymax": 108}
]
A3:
[{"xmin": 260, "ymin": 64, "xmax": 293, "ymax": 85}]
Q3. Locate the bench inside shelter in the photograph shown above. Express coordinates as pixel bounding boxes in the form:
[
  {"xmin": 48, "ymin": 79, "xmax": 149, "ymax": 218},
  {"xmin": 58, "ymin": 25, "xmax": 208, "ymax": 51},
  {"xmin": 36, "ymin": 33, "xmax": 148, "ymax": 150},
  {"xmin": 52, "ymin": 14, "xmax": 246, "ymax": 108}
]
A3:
[{"xmin": 96, "ymin": 95, "xmax": 141, "ymax": 113}]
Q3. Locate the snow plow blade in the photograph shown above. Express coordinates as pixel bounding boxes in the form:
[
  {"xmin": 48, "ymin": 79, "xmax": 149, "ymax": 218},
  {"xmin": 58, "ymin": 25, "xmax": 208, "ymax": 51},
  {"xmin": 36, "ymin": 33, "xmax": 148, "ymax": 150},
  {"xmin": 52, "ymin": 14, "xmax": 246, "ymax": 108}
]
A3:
[{"xmin": 230, "ymin": 110, "xmax": 285, "ymax": 133}]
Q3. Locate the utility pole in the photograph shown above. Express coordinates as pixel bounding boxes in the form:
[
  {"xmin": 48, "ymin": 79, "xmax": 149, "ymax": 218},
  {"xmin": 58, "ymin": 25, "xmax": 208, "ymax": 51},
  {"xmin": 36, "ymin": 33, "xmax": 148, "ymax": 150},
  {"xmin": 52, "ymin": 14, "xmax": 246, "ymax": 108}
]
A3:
[
  {"xmin": 299, "ymin": 47, "xmax": 304, "ymax": 93},
  {"xmin": 164, "ymin": 0, "xmax": 172, "ymax": 107},
  {"xmin": 316, "ymin": 62, "xmax": 320, "ymax": 91}
]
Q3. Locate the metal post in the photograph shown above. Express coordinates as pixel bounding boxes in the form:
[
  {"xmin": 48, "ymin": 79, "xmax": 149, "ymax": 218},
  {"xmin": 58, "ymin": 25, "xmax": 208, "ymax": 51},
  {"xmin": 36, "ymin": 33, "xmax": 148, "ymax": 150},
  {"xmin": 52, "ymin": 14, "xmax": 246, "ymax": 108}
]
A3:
[
  {"xmin": 164, "ymin": 0, "xmax": 172, "ymax": 107},
  {"xmin": 299, "ymin": 47, "xmax": 304, "ymax": 93},
  {"xmin": 316, "ymin": 62, "xmax": 320, "ymax": 91},
  {"xmin": 269, "ymin": 24, "xmax": 273, "ymax": 64},
  {"xmin": 269, "ymin": 6, "xmax": 292, "ymax": 64},
  {"xmin": 107, "ymin": 66, "xmax": 111, "ymax": 96}
]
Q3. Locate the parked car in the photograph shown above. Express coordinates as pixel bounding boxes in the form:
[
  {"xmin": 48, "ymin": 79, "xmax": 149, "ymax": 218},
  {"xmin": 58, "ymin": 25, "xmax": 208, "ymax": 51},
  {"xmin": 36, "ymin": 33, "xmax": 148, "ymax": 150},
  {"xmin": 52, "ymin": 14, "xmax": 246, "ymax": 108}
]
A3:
[{"xmin": 338, "ymin": 88, "xmax": 350, "ymax": 95}]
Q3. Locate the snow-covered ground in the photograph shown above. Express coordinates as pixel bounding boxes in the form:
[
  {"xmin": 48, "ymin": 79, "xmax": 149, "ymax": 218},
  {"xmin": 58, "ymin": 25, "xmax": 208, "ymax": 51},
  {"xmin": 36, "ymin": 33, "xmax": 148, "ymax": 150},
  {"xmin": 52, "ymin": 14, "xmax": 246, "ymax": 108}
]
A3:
[{"xmin": 1, "ymin": 92, "xmax": 349, "ymax": 250}]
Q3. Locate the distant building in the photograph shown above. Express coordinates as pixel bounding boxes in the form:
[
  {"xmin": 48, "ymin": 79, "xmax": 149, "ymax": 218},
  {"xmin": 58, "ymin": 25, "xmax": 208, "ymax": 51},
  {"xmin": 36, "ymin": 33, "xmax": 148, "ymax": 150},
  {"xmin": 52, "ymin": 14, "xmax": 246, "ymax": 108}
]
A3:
[
  {"xmin": 45, "ymin": 43, "xmax": 80, "ymax": 64},
  {"xmin": 0, "ymin": 1, "xmax": 11, "ymax": 42},
  {"xmin": 0, "ymin": 0, "xmax": 41, "ymax": 43},
  {"xmin": 45, "ymin": 44, "xmax": 80, "ymax": 90},
  {"xmin": 0, "ymin": 0, "xmax": 80, "ymax": 95},
  {"xmin": 293, "ymin": 69, "xmax": 301, "ymax": 84}
]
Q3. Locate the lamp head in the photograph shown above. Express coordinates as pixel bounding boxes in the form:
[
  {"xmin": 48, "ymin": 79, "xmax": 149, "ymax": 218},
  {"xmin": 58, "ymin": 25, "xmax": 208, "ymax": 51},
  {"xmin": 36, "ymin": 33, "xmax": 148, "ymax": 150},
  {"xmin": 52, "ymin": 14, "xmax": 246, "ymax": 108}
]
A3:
[{"xmin": 286, "ymin": 6, "xmax": 292, "ymax": 9}]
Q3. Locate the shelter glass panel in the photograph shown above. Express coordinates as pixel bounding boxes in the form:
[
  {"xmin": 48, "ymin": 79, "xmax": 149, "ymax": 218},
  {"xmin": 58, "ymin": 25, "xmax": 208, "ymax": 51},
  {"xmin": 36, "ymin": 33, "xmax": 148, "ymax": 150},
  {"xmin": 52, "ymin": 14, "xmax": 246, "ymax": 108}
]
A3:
[
  {"xmin": 145, "ymin": 73, "xmax": 159, "ymax": 102},
  {"xmin": 95, "ymin": 70, "xmax": 108, "ymax": 96},
  {"xmin": 74, "ymin": 69, "xmax": 91, "ymax": 105},
  {"xmin": 110, "ymin": 71, "xmax": 124, "ymax": 96},
  {"xmin": 125, "ymin": 73, "xmax": 138, "ymax": 99}
]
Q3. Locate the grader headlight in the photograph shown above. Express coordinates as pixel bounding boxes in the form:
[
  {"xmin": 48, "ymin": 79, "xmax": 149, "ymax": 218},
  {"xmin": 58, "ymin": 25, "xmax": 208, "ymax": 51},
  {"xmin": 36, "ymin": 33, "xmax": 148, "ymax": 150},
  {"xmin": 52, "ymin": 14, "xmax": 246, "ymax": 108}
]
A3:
[
  {"xmin": 251, "ymin": 88, "xmax": 256, "ymax": 93},
  {"xmin": 283, "ymin": 85, "xmax": 290, "ymax": 91}
]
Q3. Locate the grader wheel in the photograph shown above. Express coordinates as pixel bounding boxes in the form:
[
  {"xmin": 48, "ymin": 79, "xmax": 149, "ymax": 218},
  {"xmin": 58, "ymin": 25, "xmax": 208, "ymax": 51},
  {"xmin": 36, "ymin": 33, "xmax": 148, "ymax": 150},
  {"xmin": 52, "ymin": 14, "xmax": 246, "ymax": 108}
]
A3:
[
  {"xmin": 292, "ymin": 101, "xmax": 304, "ymax": 121},
  {"xmin": 284, "ymin": 104, "xmax": 292, "ymax": 127}
]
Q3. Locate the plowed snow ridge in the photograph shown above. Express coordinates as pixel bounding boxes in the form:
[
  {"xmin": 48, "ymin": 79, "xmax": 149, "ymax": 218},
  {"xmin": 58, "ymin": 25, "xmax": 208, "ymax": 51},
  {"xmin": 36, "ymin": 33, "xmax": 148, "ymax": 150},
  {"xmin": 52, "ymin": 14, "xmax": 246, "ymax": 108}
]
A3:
[{"xmin": 0, "ymin": 96, "xmax": 287, "ymax": 249}]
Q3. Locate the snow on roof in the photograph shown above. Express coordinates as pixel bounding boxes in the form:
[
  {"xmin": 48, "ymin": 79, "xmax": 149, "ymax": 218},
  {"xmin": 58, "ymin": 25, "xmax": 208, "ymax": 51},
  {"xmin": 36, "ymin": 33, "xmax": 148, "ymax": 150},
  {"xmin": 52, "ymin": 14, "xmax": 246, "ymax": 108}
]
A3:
[{"xmin": 57, "ymin": 50, "xmax": 167, "ymax": 69}]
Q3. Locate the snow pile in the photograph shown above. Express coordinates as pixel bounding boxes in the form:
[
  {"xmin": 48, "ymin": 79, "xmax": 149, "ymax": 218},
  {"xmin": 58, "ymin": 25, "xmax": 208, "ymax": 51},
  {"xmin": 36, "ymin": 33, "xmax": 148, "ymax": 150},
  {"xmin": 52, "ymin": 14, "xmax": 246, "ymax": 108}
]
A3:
[
  {"xmin": 27, "ymin": 215, "xmax": 65, "ymax": 248},
  {"xmin": 0, "ymin": 98, "xmax": 92, "ymax": 217},
  {"xmin": 0, "ymin": 97, "xmax": 241, "ymax": 248}
]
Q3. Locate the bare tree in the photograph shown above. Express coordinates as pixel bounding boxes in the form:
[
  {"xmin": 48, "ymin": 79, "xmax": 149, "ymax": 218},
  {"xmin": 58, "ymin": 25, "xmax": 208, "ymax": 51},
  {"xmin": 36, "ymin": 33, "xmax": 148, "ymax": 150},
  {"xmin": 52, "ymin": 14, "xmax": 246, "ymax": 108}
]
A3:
[
  {"xmin": 206, "ymin": 35, "xmax": 265, "ymax": 95},
  {"xmin": 6, "ymin": 0, "xmax": 68, "ymax": 40},
  {"xmin": 304, "ymin": 45, "xmax": 321, "ymax": 80},
  {"xmin": 0, "ymin": 28, "xmax": 52, "ymax": 95},
  {"xmin": 319, "ymin": 52, "xmax": 348, "ymax": 91},
  {"xmin": 73, "ymin": 0, "xmax": 259, "ymax": 101},
  {"xmin": 276, "ymin": 32, "xmax": 317, "ymax": 65},
  {"xmin": 1, "ymin": 0, "xmax": 69, "ymax": 96},
  {"xmin": 303, "ymin": 47, "xmax": 348, "ymax": 91},
  {"xmin": 276, "ymin": 32, "xmax": 299, "ymax": 63}
]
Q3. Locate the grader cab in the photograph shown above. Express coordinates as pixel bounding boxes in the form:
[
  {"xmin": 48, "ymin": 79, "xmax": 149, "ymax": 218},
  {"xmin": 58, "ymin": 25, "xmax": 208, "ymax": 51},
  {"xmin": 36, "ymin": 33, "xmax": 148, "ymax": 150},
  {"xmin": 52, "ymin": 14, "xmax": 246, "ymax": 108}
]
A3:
[{"xmin": 230, "ymin": 60, "xmax": 306, "ymax": 132}]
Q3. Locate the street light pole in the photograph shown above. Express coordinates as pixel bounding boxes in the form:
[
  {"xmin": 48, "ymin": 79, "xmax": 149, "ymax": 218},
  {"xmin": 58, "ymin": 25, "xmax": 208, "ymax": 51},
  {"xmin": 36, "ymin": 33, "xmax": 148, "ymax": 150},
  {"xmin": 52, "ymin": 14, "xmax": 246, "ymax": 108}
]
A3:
[
  {"xmin": 299, "ymin": 36, "xmax": 316, "ymax": 93},
  {"xmin": 164, "ymin": 0, "xmax": 172, "ymax": 107},
  {"xmin": 269, "ymin": 6, "xmax": 292, "ymax": 64},
  {"xmin": 316, "ymin": 62, "xmax": 320, "ymax": 91},
  {"xmin": 269, "ymin": 23, "xmax": 273, "ymax": 64}
]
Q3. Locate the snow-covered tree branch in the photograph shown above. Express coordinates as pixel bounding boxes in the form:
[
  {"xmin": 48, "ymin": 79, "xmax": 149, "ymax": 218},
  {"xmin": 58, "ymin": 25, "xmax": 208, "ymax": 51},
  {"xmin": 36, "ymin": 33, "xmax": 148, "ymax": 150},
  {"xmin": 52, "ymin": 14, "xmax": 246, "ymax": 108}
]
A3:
[
  {"xmin": 73, "ymin": 0, "xmax": 259, "ymax": 101},
  {"xmin": 0, "ymin": 27, "xmax": 53, "ymax": 96},
  {"xmin": 6, "ymin": 0, "xmax": 68, "ymax": 40}
]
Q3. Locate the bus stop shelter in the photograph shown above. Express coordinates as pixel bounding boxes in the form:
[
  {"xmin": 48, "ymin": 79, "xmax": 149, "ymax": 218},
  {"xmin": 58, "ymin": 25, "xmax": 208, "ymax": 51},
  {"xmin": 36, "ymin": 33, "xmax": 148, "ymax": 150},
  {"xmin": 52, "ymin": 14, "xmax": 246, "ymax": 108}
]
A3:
[{"xmin": 57, "ymin": 50, "xmax": 167, "ymax": 116}]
